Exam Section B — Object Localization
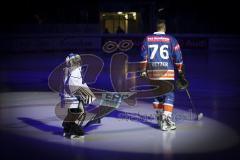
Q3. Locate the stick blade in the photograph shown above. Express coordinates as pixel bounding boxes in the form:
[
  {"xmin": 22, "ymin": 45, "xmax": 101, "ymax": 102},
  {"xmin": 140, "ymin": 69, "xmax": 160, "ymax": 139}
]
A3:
[{"xmin": 197, "ymin": 113, "xmax": 204, "ymax": 120}]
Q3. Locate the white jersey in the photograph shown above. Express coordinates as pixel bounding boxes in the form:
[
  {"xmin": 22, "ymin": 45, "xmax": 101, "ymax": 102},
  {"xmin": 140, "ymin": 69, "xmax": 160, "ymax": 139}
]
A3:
[
  {"xmin": 64, "ymin": 66, "xmax": 88, "ymax": 94},
  {"xmin": 60, "ymin": 53, "xmax": 96, "ymax": 110}
]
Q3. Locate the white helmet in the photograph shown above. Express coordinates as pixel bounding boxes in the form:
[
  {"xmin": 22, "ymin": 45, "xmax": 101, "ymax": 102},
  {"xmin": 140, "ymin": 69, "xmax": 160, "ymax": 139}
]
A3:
[{"xmin": 65, "ymin": 53, "xmax": 81, "ymax": 66}]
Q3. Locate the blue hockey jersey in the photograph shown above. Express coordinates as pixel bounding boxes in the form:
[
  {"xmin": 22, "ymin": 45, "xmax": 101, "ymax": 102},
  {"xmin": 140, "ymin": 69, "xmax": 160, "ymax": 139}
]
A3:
[{"xmin": 141, "ymin": 32, "xmax": 183, "ymax": 80}]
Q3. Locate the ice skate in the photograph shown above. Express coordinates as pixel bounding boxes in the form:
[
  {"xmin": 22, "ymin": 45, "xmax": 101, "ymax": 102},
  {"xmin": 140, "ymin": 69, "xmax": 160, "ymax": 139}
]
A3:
[
  {"xmin": 160, "ymin": 114, "xmax": 169, "ymax": 131},
  {"xmin": 69, "ymin": 123, "xmax": 85, "ymax": 139},
  {"xmin": 62, "ymin": 122, "xmax": 84, "ymax": 139},
  {"xmin": 62, "ymin": 121, "xmax": 73, "ymax": 137},
  {"xmin": 62, "ymin": 107, "xmax": 86, "ymax": 139},
  {"xmin": 166, "ymin": 116, "xmax": 176, "ymax": 130},
  {"xmin": 160, "ymin": 114, "xmax": 176, "ymax": 131}
]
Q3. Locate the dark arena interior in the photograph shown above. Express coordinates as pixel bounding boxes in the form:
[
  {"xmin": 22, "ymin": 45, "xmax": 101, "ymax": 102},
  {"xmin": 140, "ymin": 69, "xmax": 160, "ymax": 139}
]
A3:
[{"xmin": 0, "ymin": 0, "xmax": 240, "ymax": 160}]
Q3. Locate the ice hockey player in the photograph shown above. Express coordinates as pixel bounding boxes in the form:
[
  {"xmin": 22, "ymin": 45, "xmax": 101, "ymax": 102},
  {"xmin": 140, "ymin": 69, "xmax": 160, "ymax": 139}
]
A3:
[
  {"xmin": 141, "ymin": 20, "xmax": 188, "ymax": 131},
  {"xmin": 61, "ymin": 53, "xmax": 96, "ymax": 138}
]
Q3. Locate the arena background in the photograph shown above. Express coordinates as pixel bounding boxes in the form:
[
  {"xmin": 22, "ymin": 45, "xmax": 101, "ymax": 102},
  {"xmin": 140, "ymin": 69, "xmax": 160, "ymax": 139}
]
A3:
[{"xmin": 0, "ymin": 0, "xmax": 240, "ymax": 160}]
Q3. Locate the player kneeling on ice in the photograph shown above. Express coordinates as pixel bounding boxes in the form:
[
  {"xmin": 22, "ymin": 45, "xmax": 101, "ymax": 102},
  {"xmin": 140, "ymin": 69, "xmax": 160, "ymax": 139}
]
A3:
[
  {"xmin": 60, "ymin": 53, "xmax": 96, "ymax": 138},
  {"xmin": 141, "ymin": 20, "xmax": 188, "ymax": 131}
]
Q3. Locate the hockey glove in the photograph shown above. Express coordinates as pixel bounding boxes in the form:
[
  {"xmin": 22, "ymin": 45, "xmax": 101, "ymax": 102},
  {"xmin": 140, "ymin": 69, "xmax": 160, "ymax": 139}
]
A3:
[
  {"xmin": 176, "ymin": 72, "xmax": 189, "ymax": 90},
  {"xmin": 140, "ymin": 71, "xmax": 147, "ymax": 77}
]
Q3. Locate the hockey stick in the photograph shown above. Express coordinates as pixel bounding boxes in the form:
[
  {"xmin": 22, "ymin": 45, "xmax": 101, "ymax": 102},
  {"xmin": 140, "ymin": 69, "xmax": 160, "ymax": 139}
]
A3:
[{"xmin": 185, "ymin": 89, "xmax": 203, "ymax": 121}]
